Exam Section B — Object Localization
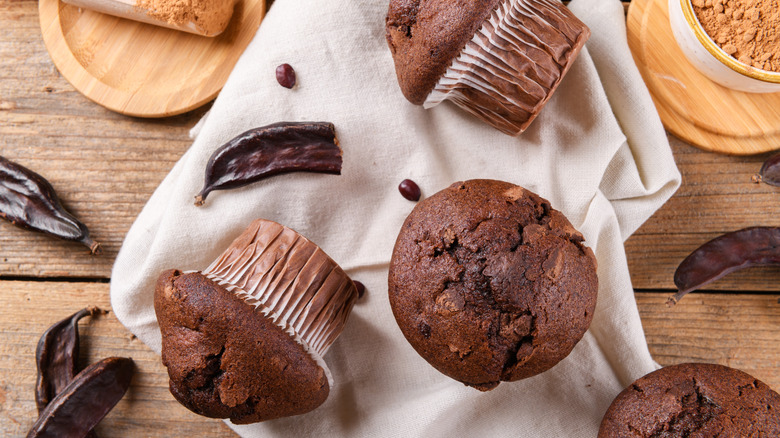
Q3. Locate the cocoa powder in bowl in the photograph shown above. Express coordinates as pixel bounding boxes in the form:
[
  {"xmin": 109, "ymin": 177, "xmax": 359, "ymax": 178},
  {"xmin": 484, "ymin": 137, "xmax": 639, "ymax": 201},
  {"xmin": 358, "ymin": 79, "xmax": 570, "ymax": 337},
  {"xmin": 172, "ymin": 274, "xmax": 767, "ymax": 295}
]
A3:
[{"xmin": 692, "ymin": 0, "xmax": 780, "ymax": 72}]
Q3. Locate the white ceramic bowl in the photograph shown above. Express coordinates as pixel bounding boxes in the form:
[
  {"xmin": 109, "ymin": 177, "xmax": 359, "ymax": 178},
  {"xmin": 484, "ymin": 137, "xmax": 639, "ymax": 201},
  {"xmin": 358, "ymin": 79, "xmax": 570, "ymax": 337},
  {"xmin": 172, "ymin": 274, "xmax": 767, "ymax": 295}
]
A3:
[{"xmin": 668, "ymin": 0, "xmax": 780, "ymax": 93}]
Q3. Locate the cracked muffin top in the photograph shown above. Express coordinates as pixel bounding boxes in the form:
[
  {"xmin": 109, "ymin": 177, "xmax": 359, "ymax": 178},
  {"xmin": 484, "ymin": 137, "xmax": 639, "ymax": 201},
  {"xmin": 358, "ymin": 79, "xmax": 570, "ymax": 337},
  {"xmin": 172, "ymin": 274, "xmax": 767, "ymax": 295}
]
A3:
[
  {"xmin": 385, "ymin": 0, "xmax": 501, "ymax": 105},
  {"xmin": 388, "ymin": 179, "xmax": 598, "ymax": 390},
  {"xmin": 599, "ymin": 363, "xmax": 780, "ymax": 437}
]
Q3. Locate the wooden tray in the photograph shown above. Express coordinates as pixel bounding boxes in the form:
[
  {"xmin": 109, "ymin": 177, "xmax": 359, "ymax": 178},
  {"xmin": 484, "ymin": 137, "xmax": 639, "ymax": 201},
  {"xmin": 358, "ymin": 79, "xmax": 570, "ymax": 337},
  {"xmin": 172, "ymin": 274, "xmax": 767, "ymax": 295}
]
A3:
[
  {"xmin": 627, "ymin": 0, "xmax": 780, "ymax": 155},
  {"xmin": 39, "ymin": 0, "xmax": 266, "ymax": 117}
]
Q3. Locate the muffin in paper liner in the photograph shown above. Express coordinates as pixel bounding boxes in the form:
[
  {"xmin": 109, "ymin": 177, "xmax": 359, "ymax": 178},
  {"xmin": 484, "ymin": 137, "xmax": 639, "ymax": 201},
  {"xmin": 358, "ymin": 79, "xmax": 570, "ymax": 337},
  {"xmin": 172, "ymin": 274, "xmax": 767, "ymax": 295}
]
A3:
[
  {"xmin": 201, "ymin": 218, "xmax": 358, "ymax": 359},
  {"xmin": 387, "ymin": 0, "xmax": 590, "ymax": 136},
  {"xmin": 154, "ymin": 218, "xmax": 359, "ymax": 423}
]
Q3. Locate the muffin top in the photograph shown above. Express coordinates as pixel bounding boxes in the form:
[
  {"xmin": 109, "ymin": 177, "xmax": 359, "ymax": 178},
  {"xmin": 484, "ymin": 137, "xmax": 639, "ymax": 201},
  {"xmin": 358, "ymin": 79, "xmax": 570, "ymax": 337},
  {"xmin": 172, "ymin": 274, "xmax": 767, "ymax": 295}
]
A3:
[
  {"xmin": 155, "ymin": 269, "xmax": 330, "ymax": 424},
  {"xmin": 388, "ymin": 179, "xmax": 598, "ymax": 390},
  {"xmin": 385, "ymin": 0, "xmax": 501, "ymax": 105},
  {"xmin": 599, "ymin": 363, "xmax": 780, "ymax": 437}
]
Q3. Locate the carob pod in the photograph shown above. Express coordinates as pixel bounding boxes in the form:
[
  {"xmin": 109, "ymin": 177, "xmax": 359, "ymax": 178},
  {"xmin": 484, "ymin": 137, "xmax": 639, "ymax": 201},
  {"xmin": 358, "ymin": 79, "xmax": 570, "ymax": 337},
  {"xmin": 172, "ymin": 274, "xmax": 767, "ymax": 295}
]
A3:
[
  {"xmin": 194, "ymin": 122, "xmax": 342, "ymax": 206},
  {"xmin": 753, "ymin": 152, "xmax": 780, "ymax": 187},
  {"xmin": 0, "ymin": 155, "xmax": 100, "ymax": 254},
  {"xmin": 27, "ymin": 357, "xmax": 135, "ymax": 438},
  {"xmin": 35, "ymin": 307, "xmax": 101, "ymax": 411},
  {"xmin": 669, "ymin": 227, "xmax": 780, "ymax": 305}
]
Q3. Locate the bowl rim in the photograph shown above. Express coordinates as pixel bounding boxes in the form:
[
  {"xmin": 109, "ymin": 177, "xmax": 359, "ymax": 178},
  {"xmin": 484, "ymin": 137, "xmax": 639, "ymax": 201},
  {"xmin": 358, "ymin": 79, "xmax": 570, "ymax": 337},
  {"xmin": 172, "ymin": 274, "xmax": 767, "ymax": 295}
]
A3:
[{"xmin": 680, "ymin": 0, "xmax": 780, "ymax": 83}]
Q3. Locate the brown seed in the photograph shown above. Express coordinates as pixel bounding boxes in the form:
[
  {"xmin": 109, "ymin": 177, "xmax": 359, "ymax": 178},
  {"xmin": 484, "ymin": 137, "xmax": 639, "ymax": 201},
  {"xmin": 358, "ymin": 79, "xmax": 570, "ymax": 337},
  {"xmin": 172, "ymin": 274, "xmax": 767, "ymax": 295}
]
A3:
[
  {"xmin": 353, "ymin": 281, "xmax": 366, "ymax": 299},
  {"xmin": 398, "ymin": 179, "xmax": 421, "ymax": 201},
  {"xmin": 275, "ymin": 64, "xmax": 296, "ymax": 89}
]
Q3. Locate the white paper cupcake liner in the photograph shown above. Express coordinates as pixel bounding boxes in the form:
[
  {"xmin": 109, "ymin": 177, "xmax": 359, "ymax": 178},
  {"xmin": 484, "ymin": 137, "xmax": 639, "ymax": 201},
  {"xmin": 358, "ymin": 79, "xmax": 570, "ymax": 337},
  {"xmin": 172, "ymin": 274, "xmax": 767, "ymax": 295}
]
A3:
[
  {"xmin": 201, "ymin": 219, "xmax": 358, "ymax": 363},
  {"xmin": 423, "ymin": 0, "xmax": 590, "ymax": 136}
]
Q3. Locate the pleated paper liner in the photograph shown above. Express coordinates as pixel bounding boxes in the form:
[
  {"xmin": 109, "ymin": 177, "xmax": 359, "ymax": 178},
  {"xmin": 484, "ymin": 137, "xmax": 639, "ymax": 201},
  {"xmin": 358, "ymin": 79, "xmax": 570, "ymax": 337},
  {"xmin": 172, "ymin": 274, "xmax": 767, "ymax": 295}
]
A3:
[
  {"xmin": 202, "ymin": 219, "xmax": 359, "ymax": 358},
  {"xmin": 424, "ymin": 0, "xmax": 590, "ymax": 136}
]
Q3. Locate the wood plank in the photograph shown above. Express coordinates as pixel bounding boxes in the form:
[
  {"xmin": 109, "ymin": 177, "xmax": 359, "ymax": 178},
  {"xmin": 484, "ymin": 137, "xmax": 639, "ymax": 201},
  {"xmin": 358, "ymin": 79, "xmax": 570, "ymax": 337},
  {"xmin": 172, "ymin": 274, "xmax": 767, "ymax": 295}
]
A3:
[
  {"xmin": 0, "ymin": 0, "xmax": 205, "ymax": 278},
  {"xmin": 2, "ymin": 0, "xmax": 779, "ymax": 295},
  {"xmin": 0, "ymin": 280, "xmax": 233, "ymax": 437},
  {"xmin": 638, "ymin": 291, "xmax": 780, "ymax": 392},
  {"xmin": 2, "ymin": 282, "xmax": 777, "ymax": 436},
  {"xmin": 626, "ymin": 135, "xmax": 780, "ymax": 291}
]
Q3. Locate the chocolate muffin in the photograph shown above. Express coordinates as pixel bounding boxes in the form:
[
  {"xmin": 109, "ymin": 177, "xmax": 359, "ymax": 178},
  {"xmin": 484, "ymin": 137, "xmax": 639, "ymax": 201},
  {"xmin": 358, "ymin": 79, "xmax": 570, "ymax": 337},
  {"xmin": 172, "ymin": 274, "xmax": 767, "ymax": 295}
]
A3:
[
  {"xmin": 388, "ymin": 179, "xmax": 598, "ymax": 390},
  {"xmin": 154, "ymin": 219, "xmax": 359, "ymax": 424},
  {"xmin": 385, "ymin": 0, "xmax": 590, "ymax": 135},
  {"xmin": 599, "ymin": 363, "xmax": 780, "ymax": 437}
]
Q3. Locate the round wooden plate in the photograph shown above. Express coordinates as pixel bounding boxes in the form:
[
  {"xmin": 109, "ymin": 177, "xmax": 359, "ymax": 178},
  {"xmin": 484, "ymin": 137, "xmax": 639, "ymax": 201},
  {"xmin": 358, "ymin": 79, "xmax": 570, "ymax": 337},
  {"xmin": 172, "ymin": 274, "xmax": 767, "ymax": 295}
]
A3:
[
  {"xmin": 627, "ymin": 0, "xmax": 780, "ymax": 155},
  {"xmin": 39, "ymin": 0, "xmax": 266, "ymax": 117}
]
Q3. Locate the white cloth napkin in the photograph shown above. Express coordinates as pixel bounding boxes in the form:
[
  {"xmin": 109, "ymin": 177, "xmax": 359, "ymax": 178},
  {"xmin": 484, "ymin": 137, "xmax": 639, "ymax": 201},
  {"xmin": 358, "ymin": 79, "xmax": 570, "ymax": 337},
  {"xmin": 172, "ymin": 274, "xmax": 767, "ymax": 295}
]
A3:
[{"xmin": 111, "ymin": 0, "xmax": 681, "ymax": 436}]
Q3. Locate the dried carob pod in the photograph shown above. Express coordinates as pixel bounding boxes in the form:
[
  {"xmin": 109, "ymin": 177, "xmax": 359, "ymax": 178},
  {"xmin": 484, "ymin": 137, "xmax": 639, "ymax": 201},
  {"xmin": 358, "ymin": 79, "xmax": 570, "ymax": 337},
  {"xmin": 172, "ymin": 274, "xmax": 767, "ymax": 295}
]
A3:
[
  {"xmin": 194, "ymin": 122, "xmax": 342, "ymax": 206},
  {"xmin": 154, "ymin": 218, "xmax": 359, "ymax": 423},
  {"xmin": 27, "ymin": 357, "xmax": 135, "ymax": 438},
  {"xmin": 753, "ymin": 152, "xmax": 780, "ymax": 187},
  {"xmin": 35, "ymin": 307, "xmax": 102, "ymax": 411},
  {"xmin": 669, "ymin": 227, "xmax": 780, "ymax": 305},
  {"xmin": 0, "ymin": 155, "xmax": 100, "ymax": 254},
  {"xmin": 35, "ymin": 307, "xmax": 104, "ymax": 438}
]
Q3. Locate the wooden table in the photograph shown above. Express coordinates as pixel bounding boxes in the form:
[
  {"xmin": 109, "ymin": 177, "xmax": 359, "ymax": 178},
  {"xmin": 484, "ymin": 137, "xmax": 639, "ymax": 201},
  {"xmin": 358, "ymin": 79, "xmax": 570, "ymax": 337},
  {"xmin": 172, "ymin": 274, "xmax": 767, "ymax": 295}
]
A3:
[{"xmin": 2, "ymin": 1, "xmax": 778, "ymax": 436}]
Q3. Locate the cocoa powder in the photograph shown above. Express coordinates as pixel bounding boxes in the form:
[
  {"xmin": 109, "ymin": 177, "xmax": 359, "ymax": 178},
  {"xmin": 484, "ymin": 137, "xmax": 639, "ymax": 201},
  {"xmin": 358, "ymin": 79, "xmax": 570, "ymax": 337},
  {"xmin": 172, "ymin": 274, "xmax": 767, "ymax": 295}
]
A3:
[
  {"xmin": 692, "ymin": 0, "xmax": 780, "ymax": 72},
  {"xmin": 136, "ymin": 0, "xmax": 235, "ymax": 36}
]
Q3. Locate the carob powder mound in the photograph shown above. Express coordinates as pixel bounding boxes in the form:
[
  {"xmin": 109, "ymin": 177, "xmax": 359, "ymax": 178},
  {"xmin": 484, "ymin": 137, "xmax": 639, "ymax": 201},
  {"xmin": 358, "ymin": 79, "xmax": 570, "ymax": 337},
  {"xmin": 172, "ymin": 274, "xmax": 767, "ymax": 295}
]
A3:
[
  {"xmin": 692, "ymin": 0, "xmax": 780, "ymax": 72},
  {"xmin": 136, "ymin": 0, "xmax": 234, "ymax": 36}
]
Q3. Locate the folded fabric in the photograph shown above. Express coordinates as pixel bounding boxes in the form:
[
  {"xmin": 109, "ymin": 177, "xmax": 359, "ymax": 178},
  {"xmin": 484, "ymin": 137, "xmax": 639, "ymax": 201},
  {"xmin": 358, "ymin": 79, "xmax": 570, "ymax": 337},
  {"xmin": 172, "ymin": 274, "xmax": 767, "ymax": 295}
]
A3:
[{"xmin": 111, "ymin": 0, "xmax": 681, "ymax": 436}]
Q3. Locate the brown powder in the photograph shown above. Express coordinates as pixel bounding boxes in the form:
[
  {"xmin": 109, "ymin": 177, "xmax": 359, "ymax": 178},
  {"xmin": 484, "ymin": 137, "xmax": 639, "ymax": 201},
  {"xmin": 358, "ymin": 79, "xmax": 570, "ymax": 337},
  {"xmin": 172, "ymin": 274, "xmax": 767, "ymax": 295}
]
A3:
[
  {"xmin": 693, "ymin": 0, "xmax": 780, "ymax": 72},
  {"xmin": 136, "ymin": 0, "xmax": 235, "ymax": 36}
]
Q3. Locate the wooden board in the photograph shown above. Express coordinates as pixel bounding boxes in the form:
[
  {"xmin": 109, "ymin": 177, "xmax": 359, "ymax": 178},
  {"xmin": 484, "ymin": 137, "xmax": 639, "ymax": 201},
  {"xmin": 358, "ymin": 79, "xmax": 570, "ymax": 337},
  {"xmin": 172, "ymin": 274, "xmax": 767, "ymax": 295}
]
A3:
[
  {"xmin": 1, "ymin": 1, "xmax": 778, "ymax": 291},
  {"xmin": 2, "ymin": 1, "xmax": 780, "ymax": 435},
  {"xmin": 1, "ymin": 282, "xmax": 777, "ymax": 437},
  {"xmin": 38, "ymin": 0, "xmax": 266, "ymax": 117},
  {"xmin": 637, "ymin": 292, "xmax": 780, "ymax": 390},
  {"xmin": 626, "ymin": 0, "xmax": 780, "ymax": 155},
  {"xmin": 625, "ymin": 135, "xmax": 780, "ymax": 291},
  {"xmin": 0, "ymin": 281, "xmax": 233, "ymax": 437}
]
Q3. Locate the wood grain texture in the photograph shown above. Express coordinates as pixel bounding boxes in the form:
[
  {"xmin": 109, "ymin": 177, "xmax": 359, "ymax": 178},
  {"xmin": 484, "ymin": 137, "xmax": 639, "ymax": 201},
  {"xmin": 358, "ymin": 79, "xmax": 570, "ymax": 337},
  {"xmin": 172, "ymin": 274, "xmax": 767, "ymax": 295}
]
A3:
[
  {"xmin": 0, "ymin": 281, "xmax": 233, "ymax": 437},
  {"xmin": 1, "ymin": 1, "xmax": 780, "ymax": 436},
  {"xmin": 626, "ymin": 135, "xmax": 780, "ymax": 291},
  {"xmin": 627, "ymin": 0, "xmax": 780, "ymax": 154},
  {"xmin": 637, "ymin": 292, "xmax": 780, "ymax": 392},
  {"xmin": 1, "ymin": 283, "xmax": 776, "ymax": 437},
  {"xmin": 38, "ymin": 0, "xmax": 266, "ymax": 117},
  {"xmin": 1, "ymin": 0, "xmax": 206, "ymax": 278}
]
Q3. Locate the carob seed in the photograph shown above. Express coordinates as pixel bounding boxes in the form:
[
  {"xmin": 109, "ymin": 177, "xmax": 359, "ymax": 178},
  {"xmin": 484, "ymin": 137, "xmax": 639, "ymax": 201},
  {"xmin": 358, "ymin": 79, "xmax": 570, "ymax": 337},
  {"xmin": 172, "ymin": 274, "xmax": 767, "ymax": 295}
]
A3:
[
  {"xmin": 669, "ymin": 226, "xmax": 780, "ymax": 305},
  {"xmin": 353, "ymin": 281, "xmax": 366, "ymax": 299},
  {"xmin": 27, "ymin": 357, "xmax": 135, "ymax": 438},
  {"xmin": 398, "ymin": 179, "xmax": 421, "ymax": 201},
  {"xmin": 0, "ymin": 155, "xmax": 100, "ymax": 254},
  {"xmin": 275, "ymin": 64, "xmax": 296, "ymax": 89},
  {"xmin": 753, "ymin": 152, "xmax": 780, "ymax": 187},
  {"xmin": 195, "ymin": 122, "xmax": 342, "ymax": 206}
]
